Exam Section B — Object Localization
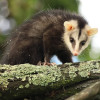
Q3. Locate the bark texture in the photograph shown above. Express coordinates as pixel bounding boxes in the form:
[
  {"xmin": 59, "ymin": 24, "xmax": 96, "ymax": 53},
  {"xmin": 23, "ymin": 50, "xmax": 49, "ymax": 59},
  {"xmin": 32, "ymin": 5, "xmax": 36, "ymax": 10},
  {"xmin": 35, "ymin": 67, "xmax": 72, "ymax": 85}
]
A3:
[{"xmin": 0, "ymin": 60, "xmax": 100, "ymax": 100}]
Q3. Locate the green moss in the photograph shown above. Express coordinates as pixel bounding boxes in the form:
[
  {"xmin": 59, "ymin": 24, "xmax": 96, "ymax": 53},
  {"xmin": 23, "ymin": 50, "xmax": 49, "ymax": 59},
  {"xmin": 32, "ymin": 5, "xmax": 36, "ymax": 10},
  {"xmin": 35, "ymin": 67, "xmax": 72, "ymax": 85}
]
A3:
[
  {"xmin": 0, "ymin": 60, "xmax": 99, "ymax": 91},
  {"xmin": 0, "ymin": 64, "xmax": 62, "ymax": 89},
  {"xmin": 0, "ymin": 93, "xmax": 2, "ymax": 97},
  {"xmin": 26, "ymin": 65, "xmax": 62, "ymax": 86},
  {"xmin": 19, "ymin": 85, "xmax": 24, "ymax": 89},
  {"xmin": 78, "ymin": 60, "xmax": 99, "ymax": 77},
  {"xmin": 25, "ymin": 84, "xmax": 30, "ymax": 88},
  {"xmin": 68, "ymin": 66, "xmax": 77, "ymax": 80}
]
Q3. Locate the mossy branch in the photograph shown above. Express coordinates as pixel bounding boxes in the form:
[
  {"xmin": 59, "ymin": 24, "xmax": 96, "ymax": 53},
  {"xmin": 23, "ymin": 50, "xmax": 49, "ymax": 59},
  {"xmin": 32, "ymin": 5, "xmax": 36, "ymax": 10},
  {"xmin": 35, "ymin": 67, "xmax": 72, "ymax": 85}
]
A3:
[{"xmin": 0, "ymin": 60, "xmax": 100, "ymax": 100}]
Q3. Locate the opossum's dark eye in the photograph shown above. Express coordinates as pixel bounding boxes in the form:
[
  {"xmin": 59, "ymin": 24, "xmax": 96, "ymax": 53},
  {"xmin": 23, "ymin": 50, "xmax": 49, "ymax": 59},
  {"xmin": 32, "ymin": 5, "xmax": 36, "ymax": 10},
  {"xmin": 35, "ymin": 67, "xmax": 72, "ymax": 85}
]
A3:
[
  {"xmin": 70, "ymin": 38, "xmax": 74, "ymax": 43},
  {"xmin": 81, "ymin": 41, "xmax": 86, "ymax": 46}
]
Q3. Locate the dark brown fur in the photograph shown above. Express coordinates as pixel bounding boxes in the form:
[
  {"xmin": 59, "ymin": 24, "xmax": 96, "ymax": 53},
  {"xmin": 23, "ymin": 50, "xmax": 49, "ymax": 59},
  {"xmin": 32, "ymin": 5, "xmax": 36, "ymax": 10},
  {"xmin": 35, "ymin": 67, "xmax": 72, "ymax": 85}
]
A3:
[{"xmin": 0, "ymin": 10, "xmax": 87, "ymax": 65}]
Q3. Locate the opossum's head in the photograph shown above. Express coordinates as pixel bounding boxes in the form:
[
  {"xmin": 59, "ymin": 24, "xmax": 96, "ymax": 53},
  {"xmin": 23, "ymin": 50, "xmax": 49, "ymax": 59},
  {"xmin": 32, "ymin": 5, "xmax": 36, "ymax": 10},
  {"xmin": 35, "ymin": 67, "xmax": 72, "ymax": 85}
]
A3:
[{"xmin": 63, "ymin": 20, "xmax": 98, "ymax": 56}]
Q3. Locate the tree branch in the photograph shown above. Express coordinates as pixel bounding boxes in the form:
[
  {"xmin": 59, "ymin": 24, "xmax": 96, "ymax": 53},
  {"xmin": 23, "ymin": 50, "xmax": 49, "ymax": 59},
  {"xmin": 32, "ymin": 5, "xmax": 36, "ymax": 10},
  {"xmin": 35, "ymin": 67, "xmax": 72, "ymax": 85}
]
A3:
[
  {"xmin": 66, "ymin": 81, "xmax": 100, "ymax": 100},
  {"xmin": 0, "ymin": 60, "xmax": 100, "ymax": 100}
]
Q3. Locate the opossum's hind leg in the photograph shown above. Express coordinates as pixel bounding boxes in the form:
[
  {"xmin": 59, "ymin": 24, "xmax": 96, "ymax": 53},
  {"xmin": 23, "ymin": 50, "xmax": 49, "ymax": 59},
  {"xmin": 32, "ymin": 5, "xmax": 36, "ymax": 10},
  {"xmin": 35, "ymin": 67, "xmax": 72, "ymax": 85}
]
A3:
[
  {"xmin": 30, "ymin": 41, "xmax": 44, "ymax": 65},
  {"xmin": 37, "ymin": 48, "xmax": 56, "ymax": 66},
  {"xmin": 20, "ymin": 38, "xmax": 45, "ymax": 65}
]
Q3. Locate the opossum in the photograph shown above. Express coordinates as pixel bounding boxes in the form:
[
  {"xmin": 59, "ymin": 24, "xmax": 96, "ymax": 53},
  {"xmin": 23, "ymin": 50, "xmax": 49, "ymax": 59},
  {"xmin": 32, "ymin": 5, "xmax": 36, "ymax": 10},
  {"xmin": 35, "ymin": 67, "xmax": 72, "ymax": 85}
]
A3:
[{"xmin": 0, "ymin": 9, "xmax": 98, "ymax": 65}]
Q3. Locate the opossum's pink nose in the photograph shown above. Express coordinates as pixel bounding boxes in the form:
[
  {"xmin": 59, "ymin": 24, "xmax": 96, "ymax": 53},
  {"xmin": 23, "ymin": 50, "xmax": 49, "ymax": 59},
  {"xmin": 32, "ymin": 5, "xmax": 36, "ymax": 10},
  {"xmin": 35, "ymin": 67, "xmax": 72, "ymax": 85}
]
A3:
[
  {"xmin": 73, "ymin": 52, "xmax": 78, "ymax": 56},
  {"xmin": 73, "ymin": 50, "xmax": 79, "ymax": 56}
]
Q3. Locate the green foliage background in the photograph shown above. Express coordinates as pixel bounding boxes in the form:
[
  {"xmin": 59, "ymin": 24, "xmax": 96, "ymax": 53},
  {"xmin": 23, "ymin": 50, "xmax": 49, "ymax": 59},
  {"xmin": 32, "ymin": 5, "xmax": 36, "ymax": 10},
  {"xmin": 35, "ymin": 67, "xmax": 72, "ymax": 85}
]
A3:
[{"xmin": 8, "ymin": 0, "xmax": 79, "ymax": 25}]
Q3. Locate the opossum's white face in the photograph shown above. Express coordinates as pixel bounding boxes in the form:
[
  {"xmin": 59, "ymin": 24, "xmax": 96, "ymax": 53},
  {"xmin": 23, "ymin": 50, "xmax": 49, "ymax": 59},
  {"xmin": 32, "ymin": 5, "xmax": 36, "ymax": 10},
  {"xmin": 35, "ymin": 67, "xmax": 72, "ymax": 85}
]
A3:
[{"xmin": 63, "ymin": 20, "xmax": 98, "ymax": 56}]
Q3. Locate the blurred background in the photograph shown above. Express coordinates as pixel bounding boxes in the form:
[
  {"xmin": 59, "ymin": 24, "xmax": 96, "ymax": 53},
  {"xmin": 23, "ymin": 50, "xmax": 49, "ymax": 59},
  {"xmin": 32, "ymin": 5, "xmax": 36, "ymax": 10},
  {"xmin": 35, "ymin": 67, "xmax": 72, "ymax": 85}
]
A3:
[{"xmin": 0, "ymin": 0, "xmax": 99, "ymax": 64}]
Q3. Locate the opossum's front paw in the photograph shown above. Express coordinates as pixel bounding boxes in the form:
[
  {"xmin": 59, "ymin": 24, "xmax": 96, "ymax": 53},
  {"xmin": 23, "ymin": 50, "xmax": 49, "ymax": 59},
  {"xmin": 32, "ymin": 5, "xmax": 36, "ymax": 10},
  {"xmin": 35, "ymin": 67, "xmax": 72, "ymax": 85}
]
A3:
[
  {"xmin": 43, "ymin": 62, "xmax": 56, "ymax": 66},
  {"xmin": 37, "ymin": 61, "xmax": 56, "ymax": 66},
  {"xmin": 37, "ymin": 61, "xmax": 42, "ymax": 66}
]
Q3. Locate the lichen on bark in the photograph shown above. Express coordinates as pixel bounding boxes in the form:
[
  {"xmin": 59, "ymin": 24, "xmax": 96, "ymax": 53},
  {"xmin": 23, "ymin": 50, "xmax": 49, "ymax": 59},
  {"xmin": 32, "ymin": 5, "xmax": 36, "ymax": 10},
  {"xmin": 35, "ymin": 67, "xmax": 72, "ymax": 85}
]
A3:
[
  {"xmin": 0, "ymin": 60, "xmax": 100, "ymax": 100},
  {"xmin": 0, "ymin": 64, "xmax": 62, "ymax": 90}
]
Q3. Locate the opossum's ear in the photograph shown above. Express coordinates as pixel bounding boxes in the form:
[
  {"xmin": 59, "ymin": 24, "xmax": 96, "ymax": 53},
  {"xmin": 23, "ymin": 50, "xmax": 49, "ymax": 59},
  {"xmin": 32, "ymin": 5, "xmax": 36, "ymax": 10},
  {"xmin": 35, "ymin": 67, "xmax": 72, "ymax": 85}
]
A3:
[
  {"xmin": 64, "ymin": 21, "xmax": 75, "ymax": 31},
  {"xmin": 87, "ymin": 28, "xmax": 98, "ymax": 36}
]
